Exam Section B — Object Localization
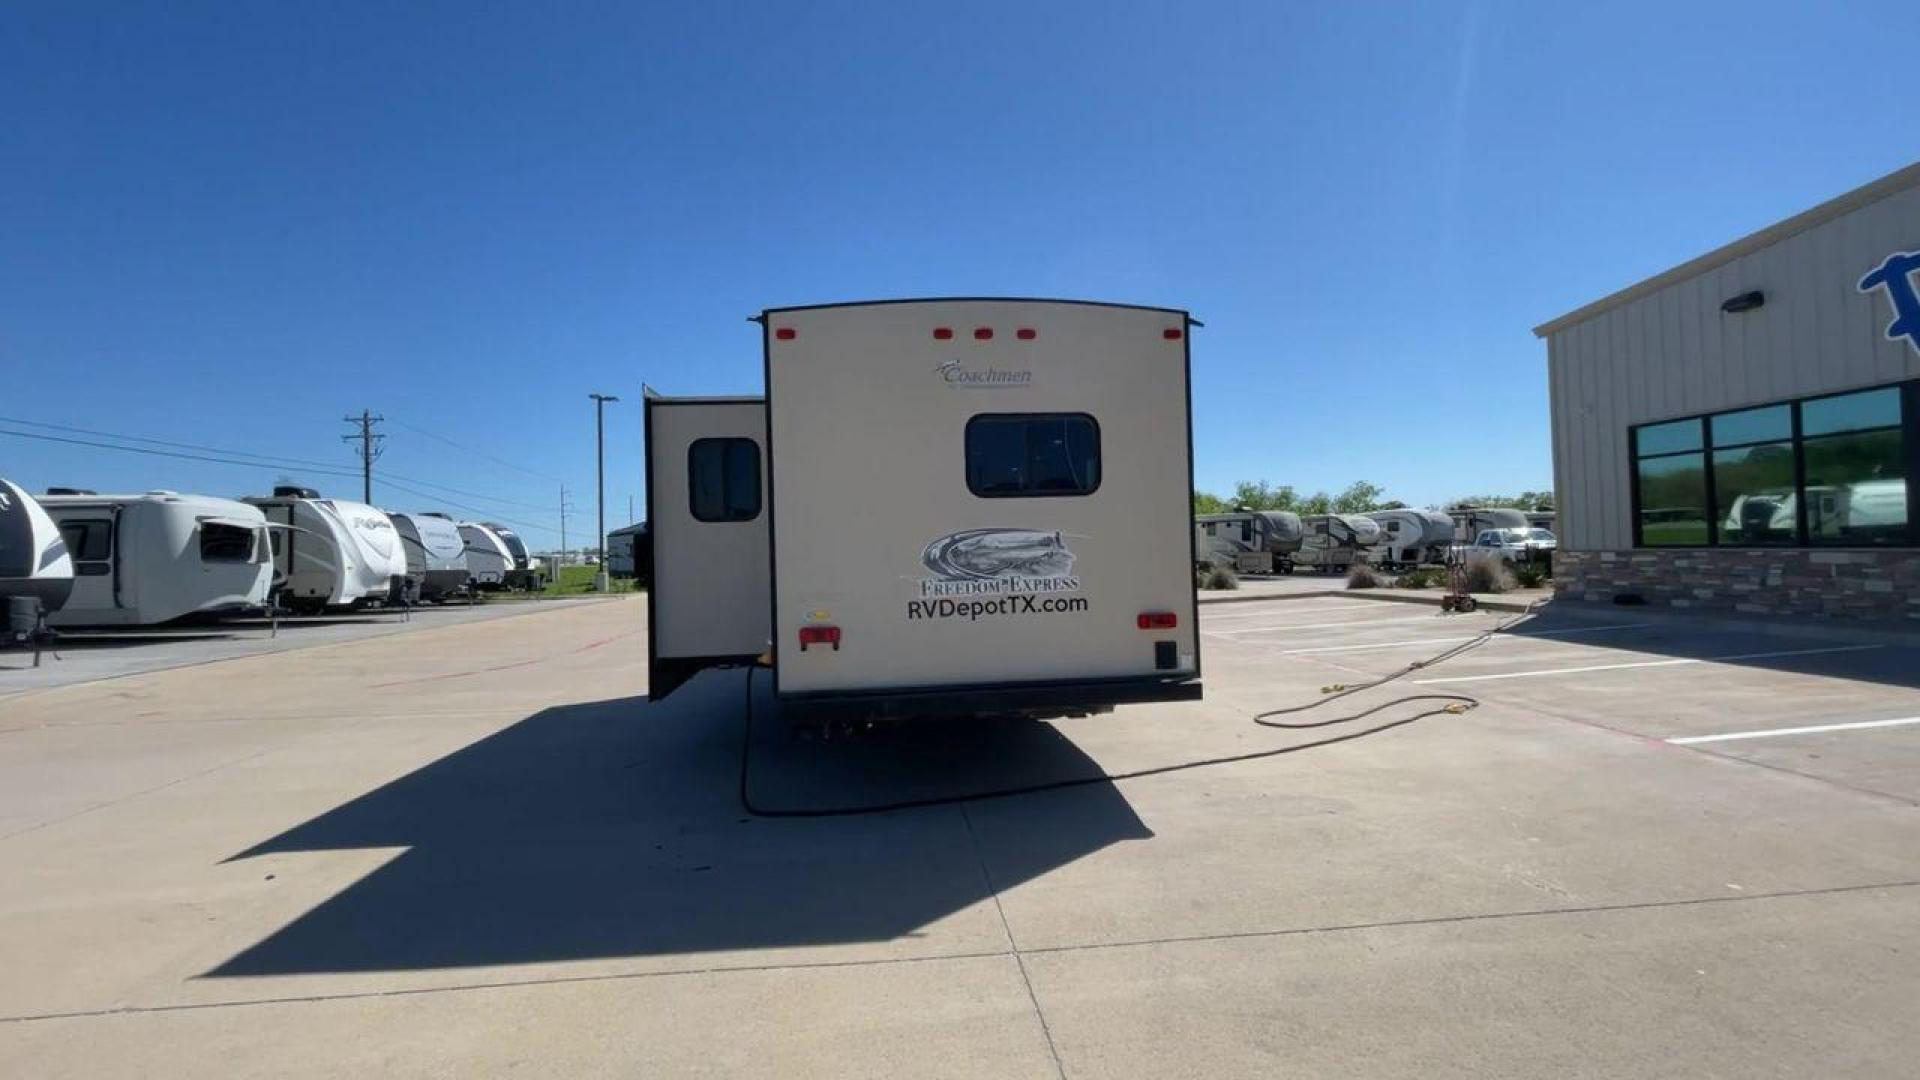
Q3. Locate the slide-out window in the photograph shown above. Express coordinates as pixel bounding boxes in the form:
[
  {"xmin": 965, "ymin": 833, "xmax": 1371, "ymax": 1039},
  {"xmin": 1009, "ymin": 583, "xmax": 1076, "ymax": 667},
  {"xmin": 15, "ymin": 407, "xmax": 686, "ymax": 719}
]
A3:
[
  {"xmin": 966, "ymin": 413, "xmax": 1101, "ymax": 498},
  {"xmin": 688, "ymin": 437, "xmax": 761, "ymax": 522},
  {"xmin": 200, "ymin": 522, "xmax": 257, "ymax": 563},
  {"xmin": 58, "ymin": 519, "xmax": 112, "ymax": 575}
]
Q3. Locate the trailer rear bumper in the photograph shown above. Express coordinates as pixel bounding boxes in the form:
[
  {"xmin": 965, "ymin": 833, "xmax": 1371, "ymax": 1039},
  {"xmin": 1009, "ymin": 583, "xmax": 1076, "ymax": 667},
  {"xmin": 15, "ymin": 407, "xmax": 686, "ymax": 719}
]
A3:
[{"xmin": 778, "ymin": 675, "xmax": 1202, "ymax": 725}]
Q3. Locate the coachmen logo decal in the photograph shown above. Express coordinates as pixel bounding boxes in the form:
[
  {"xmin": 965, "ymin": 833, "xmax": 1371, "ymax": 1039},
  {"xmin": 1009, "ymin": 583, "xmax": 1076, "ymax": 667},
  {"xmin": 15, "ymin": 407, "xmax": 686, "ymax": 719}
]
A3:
[
  {"xmin": 908, "ymin": 528, "xmax": 1089, "ymax": 621},
  {"xmin": 1860, "ymin": 250, "xmax": 1920, "ymax": 356},
  {"xmin": 933, "ymin": 359, "xmax": 1032, "ymax": 389}
]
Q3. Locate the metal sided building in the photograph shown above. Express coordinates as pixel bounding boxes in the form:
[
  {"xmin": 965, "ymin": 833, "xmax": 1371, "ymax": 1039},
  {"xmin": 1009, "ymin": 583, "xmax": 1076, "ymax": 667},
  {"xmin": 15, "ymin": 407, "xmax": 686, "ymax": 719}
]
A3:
[{"xmin": 1534, "ymin": 162, "xmax": 1920, "ymax": 620}]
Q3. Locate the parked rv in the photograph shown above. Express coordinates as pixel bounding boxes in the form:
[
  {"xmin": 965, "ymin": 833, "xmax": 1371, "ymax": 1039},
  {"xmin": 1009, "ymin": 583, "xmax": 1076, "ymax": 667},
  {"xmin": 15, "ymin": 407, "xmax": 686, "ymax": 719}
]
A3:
[
  {"xmin": 38, "ymin": 491, "xmax": 272, "ymax": 627},
  {"xmin": 1366, "ymin": 509, "xmax": 1455, "ymax": 570},
  {"xmin": 1448, "ymin": 506, "xmax": 1530, "ymax": 543},
  {"xmin": 458, "ymin": 521, "xmax": 514, "ymax": 589},
  {"xmin": 1, "ymin": 478, "xmax": 74, "ymax": 623},
  {"xmin": 646, "ymin": 298, "xmax": 1200, "ymax": 723},
  {"xmin": 389, "ymin": 511, "xmax": 472, "ymax": 602},
  {"xmin": 607, "ymin": 522, "xmax": 650, "ymax": 583},
  {"xmin": 1194, "ymin": 510, "xmax": 1303, "ymax": 574},
  {"xmin": 483, "ymin": 522, "xmax": 547, "ymax": 590},
  {"xmin": 244, "ymin": 487, "xmax": 408, "ymax": 612},
  {"xmin": 1294, "ymin": 514, "xmax": 1382, "ymax": 573},
  {"xmin": 1525, "ymin": 510, "xmax": 1556, "ymax": 533}
]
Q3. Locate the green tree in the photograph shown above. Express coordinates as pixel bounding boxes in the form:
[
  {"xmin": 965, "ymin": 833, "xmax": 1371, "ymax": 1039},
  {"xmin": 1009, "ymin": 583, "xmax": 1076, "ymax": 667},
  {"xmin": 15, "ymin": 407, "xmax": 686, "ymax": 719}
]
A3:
[
  {"xmin": 1332, "ymin": 480, "xmax": 1386, "ymax": 514},
  {"xmin": 1231, "ymin": 480, "xmax": 1298, "ymax": 511},
  {"xmin": 1193, "ymin": 490, "xmax": 1229, "ymax": 514}
]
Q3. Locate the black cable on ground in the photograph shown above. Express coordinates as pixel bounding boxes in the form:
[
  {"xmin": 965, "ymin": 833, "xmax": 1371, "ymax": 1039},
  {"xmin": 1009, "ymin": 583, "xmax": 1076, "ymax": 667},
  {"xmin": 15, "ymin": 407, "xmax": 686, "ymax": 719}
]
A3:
[{"xmin": 738, "ymin": 602, "xmax": 1539, "ymax": 818}]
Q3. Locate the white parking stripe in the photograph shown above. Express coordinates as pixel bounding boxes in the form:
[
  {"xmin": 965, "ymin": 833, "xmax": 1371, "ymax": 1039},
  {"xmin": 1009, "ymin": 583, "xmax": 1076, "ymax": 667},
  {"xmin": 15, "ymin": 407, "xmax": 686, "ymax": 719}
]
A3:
[
  {"xmin": 1412, "ymin": 644, "xmax": 1883, "ymax": 684},
  {"xmin": 1206, "ymin": 614, "xmax": 1458, "ymax": 636},
  {"xmin": 1200, "ymin": 604, "xmax": 1379, "ymax": 622},
  {"xmin": 1667, "ymin": 716, "xmax": 1920, "ymax": 745},
  {"xmin": 1276, "ymin": 622, "xmax": 1653, "ymax": 655}
]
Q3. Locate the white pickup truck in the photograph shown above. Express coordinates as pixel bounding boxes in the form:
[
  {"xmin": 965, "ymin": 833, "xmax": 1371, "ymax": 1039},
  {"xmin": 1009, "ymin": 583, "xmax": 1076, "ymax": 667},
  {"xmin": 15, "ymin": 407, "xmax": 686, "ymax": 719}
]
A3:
[{"xmin": 1459, "ymin": 527, "xmax": 1556, "ymax": 565}]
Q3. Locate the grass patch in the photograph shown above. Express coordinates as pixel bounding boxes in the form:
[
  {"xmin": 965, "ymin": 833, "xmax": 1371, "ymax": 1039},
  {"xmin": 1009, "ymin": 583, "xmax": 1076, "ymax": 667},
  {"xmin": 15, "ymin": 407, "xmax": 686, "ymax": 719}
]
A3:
[
  {"xmin": 541, "ymin": 565, "xmax": 640, "ymax": 596},
  {"xmin": 1464, "ymin": 560, "xmax": 1515, "ymax": 594},
  {"xmin": 1394, "ymin": 567, "xmax": 1441, "ymax": 590}
]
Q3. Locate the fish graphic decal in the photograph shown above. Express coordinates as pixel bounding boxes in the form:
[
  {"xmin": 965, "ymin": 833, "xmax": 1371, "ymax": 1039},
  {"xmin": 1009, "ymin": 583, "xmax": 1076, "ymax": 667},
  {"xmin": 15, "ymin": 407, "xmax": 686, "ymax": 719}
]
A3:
[{"xmin": 922, "ymin": 528, "xmax": 1076, "ymax": 581}]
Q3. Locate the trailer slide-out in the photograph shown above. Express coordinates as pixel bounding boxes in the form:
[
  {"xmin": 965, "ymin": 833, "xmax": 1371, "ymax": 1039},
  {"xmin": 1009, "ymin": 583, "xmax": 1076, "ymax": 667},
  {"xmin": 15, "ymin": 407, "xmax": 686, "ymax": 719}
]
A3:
[{"xmin": 646, "ymin": 298, "xmax": 1202, "ymax": 723}]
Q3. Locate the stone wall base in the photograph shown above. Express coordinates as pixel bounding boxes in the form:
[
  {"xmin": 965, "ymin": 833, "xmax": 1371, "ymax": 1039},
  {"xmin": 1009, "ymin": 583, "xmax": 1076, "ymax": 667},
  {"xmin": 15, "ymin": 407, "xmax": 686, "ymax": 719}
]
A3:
[{"xmin": 1554, "ymin": 549, "xmax": 1920, "ymax": 621}]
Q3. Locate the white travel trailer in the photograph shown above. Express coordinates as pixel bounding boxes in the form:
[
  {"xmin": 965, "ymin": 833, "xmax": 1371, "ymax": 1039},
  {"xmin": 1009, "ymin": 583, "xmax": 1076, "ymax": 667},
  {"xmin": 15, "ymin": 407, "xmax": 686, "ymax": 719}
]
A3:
[
  {"xmin": 646, "ymin": 298, "xmax": 1201, "ymax": 723},
  {"xmin": 1293, "ymin": 514, "xmax": 1382, "ymax": 573},
  {"xmin": 1, "ymin": 478, "xmax": 74, "ymax": 622},
  {"xmin": 1194, "ymin": 510, "xmax": 1303, "ymax": 574},
  {"xmin": 244, "ymin": 487, "xmax": 408, "ymax": 612},
  {"xmin": 389, "ymin": 511, "xmax": 471, "ymax": 601},
  {"xmin": 458, "ymin": 521, "xmax": 514, "ymax": 588},
  {"xmin": 607, "ymin": 522, "xmax": 649, "ymax": 582},
  {"xmin": 1366, "ymin": 509, "xmax": 1456, "ymax": 569},
  {"xmin": 37, "ymin": 491, "xmax": 272, "ymax": 627},
  {"xmin": 483, "ymin": 522, "xmax": 546, "ymax": 590}
]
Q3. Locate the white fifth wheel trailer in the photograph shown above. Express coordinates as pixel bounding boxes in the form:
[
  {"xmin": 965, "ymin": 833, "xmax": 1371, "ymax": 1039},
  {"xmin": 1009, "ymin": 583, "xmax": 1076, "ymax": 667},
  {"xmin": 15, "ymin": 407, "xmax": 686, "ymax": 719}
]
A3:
[
  {"xmin": 1194, "ymin": 510, "xmax": 1303, "ymax": 574},
  {"xmin": 1293, "ymin": 514, "xmax": 1382, "ymax": 573},
  {"xmin": 38, "ymin": 491, "xmax": 272, "ymax": 627},
  {"xmin": 646, "ymin": 298, "xmax": 1201, "ymax": 722},
  {"xmin": 458, "ymin": 522, "xmax": 514, "ymax": 589},
  {"xmin": 0, "ymin": 478, "xmax": 74, "ymax": 619},
  {"xmin": 1366, "ymin": 509, "xmax": 1455, "ymax": 569},
  {"xmin": 244, "ymin": 487, "xmax": 407, "ymax": 612},
  {"xmin": 388, "ymin": 511, "xmax": 471, "ymax": 601}
]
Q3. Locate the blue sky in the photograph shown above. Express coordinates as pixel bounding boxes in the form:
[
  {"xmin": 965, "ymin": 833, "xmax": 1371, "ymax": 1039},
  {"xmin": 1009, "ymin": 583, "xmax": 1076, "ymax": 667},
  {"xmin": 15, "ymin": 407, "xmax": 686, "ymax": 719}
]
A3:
[{"xmin": 3, "ymin": 2, "xmax": 1914, "ymax": 540}]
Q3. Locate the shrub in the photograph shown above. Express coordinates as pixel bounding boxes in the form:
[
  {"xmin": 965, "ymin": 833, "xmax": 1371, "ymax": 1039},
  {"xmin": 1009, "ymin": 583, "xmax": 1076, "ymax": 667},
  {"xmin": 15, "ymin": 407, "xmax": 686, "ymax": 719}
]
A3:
[
  {"xmin": 1346, "ymin": 562, "xmax": 1381, "ymax": 589},
  {"xmin": 1395, "ymin": 567, "xmax": 1439, "ymax": 590},
  {"xmin": 1511, "ymin": 561, "xmax": 1550, "ymax": 589},
  {"xmin": 1464, "ymin": 559, "xmax": 1515, "ymax": 594},
  {"xmin": 1203, "ymin": 565, "xmax": 1240, "ymax": 591}
]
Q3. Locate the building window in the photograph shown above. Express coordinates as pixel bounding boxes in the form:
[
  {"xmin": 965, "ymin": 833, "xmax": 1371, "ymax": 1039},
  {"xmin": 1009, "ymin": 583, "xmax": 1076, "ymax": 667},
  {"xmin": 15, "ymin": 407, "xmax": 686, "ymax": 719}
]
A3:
[
  {"xmin": 965, "ymin": 414, "xmax": 1101, "ymax": 497},
  {"xmin": 687, "ymin": 438, "xmax": 761, "ymax": 522},
  {"xmin": 1631, "ymin": 381, "xmax": 1913, "ymax": 548}
]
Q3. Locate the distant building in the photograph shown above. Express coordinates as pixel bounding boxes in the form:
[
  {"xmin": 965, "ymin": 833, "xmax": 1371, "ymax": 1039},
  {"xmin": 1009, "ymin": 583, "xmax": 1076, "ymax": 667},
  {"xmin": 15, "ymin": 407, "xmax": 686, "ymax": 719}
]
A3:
[{"xmin": 1535, "ymin": 163, "xmax": 1919, "ymax": 620}]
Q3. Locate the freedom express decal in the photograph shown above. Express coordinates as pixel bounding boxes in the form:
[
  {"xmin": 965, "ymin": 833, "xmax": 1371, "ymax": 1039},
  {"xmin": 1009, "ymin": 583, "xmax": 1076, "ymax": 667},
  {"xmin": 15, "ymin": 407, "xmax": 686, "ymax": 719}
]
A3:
[{"xmin": 908, "ymin": 528, "xmax": 1088, "ymax": 621}]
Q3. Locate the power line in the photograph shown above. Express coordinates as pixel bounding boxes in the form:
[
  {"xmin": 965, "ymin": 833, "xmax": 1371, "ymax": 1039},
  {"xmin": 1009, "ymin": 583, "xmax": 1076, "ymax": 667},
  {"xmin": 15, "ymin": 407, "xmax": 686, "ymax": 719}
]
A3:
[
  {"xmin": 1, "ymin": 423, "xmax": 563, "ymax": 528},
  {"xmin": 0, "ymin": 415, "xmax": 355, "ymax": 473},
  {"xmin": 377, "ymin": 476, "xmax": 561, "ymax": 536},
  {"xmin": 387, "ymin": 416, "xmax": 563, "ymax": 483},
  {"xmin": 371, "ymin": 471, "xmax": 558, "ymax": 512},
  {"xmin": 0, "ymin": 427, "xmax": 363, "ymax": 479}
]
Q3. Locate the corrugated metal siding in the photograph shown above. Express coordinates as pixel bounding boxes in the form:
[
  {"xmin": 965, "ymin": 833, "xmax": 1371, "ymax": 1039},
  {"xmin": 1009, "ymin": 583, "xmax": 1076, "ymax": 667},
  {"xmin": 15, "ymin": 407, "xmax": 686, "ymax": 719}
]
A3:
[{"xmin": 1546, "ymin": 184, "xmax": 1920, "ymax": 550}]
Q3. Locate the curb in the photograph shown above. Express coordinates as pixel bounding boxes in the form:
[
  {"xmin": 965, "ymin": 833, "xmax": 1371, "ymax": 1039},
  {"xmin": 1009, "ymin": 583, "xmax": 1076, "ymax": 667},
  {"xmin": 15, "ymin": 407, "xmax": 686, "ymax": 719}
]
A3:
[{"xmin": 1197, "ymin": 588, "xmax": 1545, "ymax": 614}]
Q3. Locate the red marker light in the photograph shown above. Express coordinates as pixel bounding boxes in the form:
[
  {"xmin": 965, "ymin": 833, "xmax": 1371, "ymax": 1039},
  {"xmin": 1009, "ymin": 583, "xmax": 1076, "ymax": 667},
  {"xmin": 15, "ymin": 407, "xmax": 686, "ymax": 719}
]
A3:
[
  {"xmin": 1162, "ymin": 327, "xmax": 1183, "ymax": 340},
  {"xmin": 775, "ymin": 327, "xmax": 797, "ymax": 340},
  {"xmin": 798, "ymin": 625, "xmax": 841, "ymax": 651},
  {"xmin": 1136, "ymin": 612, "xmax": 1179, "ymax": 630},
  {"xmin": 1016, "ymin": 327, "xmax": 1037, "ymax": 340},
  {"xmin": 974, "ymin": 327, "xmax": 993, "ymax": 340},
  {"xmin": 933, "ymin": 327, "xmax": 954, "ymax": 340}
]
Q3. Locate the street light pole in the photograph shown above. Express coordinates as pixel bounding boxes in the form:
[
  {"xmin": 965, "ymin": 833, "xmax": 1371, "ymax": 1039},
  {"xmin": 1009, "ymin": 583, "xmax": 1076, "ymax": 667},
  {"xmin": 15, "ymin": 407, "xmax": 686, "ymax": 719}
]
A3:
[{"xmin": 588, "ymin": 393, "xmax": 619, "ymax": 591}]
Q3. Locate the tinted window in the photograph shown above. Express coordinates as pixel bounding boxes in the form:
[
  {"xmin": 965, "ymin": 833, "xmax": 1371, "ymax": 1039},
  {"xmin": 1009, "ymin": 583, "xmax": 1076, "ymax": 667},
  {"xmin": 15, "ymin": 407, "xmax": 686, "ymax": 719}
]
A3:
[
  {"xmin": 966, "ymin": 414, "xmax": 1100, "ymax": 497},
  {"xmin": 1802, "ymin": 387, "xmax": 1901, "ymax": 437},
  {"xmin": 1803, "ymin": 429, "xmax": 1906, "ymax": 545},
  {"xmin": 1636, "ymin": 454, "xmax": 1709, "ymax": 546},
  {"xmin": 1714, "ymin": 443, "xmax": 1796, "ymax": 545},
  {"xmin": 1710, "ymin": 405, "xmax": 1790, "ymax": 447},
  {"xmin": 200, "ymin": 522, "xmax": 257, "ymax": 562},
  {"xmin": 58, "ymin": 519, "xmax": 112, "ymax": 561},
  {"xmin": 1636, "ymin": 418, "xmax": 1702, "ymax": 456},
  {"xmin": 688, "ymin": 438, "xmax": 761, "ymax": 522}
]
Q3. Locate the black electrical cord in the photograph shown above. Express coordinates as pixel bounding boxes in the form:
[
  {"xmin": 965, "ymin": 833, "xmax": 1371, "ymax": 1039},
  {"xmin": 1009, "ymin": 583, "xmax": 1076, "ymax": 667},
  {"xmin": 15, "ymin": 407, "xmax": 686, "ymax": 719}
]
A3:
[{"xmin": 737, "ymin": 603, "xmax": 1538, "ymax": 818}]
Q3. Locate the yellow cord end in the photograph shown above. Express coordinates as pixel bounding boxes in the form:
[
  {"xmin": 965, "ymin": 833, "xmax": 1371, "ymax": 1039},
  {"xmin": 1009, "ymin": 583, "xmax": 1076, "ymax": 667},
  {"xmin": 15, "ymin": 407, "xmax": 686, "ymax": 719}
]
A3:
[
  {"xmin": 1320, "ymin": 684, "xmax": 1347, "ymax": 694},
  {"xmin": 1444, "ymin": 703, "xmax": 1472, "ymax": 715}
]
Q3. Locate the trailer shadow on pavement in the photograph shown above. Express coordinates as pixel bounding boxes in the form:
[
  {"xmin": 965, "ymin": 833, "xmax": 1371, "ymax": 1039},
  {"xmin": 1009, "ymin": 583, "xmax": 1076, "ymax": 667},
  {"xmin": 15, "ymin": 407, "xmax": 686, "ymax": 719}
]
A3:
[{"xmin": 206, "ymin": 671, "xmax": 1150, "ymax": 976}]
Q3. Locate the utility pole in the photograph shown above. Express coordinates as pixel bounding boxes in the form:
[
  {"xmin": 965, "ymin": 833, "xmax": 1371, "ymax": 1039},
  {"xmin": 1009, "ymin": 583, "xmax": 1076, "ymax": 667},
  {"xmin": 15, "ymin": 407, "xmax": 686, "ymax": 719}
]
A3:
[
  {"xmin": 628, "ymin": 495, "xmax": 634, "ymax": 526},
  {"xmin": 588, "ymin": 393, "xmax": 619, "ymax": 591},
  {"xmin": 341, "ymin": 410, "xmax": 385, "ymax": 502}
]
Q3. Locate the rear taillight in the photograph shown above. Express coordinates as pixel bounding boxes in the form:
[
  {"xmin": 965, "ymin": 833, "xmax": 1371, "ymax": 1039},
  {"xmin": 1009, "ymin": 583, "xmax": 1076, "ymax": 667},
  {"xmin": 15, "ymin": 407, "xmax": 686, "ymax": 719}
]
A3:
[
  {"xmin": 798, "ymin": 625, "xmax": 841, "ymax": 651},
  {"xmin": 1162, "ymin": 327, "xmax": 1183, "ymax": 340},
  {"xmin": 1016, "ymin": 327, "xmax": 1037, "ymax": 340},
  {"xmin": 933, "ymin": 327, "xmax": 954, "ymax": 340},
  {"xmin": 973, "ymin": 327, "xmax": 994, "ymax": 340},
  {"xmin": 775, "ymin": 327, "xmax": 796, "ymax": 340},
  {"xmin": 1137, "ymin": 612, "xmax": 1178, "ymax": 630}
]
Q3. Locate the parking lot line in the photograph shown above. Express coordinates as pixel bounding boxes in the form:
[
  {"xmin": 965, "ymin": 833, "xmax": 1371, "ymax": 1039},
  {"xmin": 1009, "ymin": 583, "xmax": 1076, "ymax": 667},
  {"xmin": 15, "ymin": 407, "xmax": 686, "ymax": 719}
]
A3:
[
  {"xmin": 1206, "ymin": 614, "xmax": 1457, "ymax": 636},
  {"xmin": 1667, "ymin": 716, "xmax": 1920, "ymax": 746},
  {"xmin": 1276, "ymin": 622, "xmax": 1653, "ymax": 656},
  {"xmin": 1199, "ymin": 605, "xmax": 1379, "ymax": 622},
  {"xmin": 1412, "ymin": 644, "xmax": 1883, "ymax": 685}
]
